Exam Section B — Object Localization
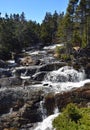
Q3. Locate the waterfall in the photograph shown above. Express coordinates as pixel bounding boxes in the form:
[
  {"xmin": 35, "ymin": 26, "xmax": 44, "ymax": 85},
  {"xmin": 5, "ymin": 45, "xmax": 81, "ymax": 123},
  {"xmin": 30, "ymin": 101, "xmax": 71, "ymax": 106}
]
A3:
[
  {"xmin": 34, "ymin": 96, "xmax": 59, "ymax": 130},
  {"xmin": 34, "ymin": 66, "xmax": 89, "ymax": 130},
  {"xmin": 39, "ymin": 100, "xmax": 47, "ymax": 120},
  {"xmin": 9, "ymin": 108, "xmax": 13, "ymax": 114},
  {"xmin": 43, "ymin": 66, "xmax": 87, "ymax": 93},
  {"xmin": 34, "ymin": 110, "xmax": 59, "ymax": 130},
  {"xmin": 54, "ymin": 107, "xmax": 59, "ymax": 114},
  {"xmin": 44, "ymin": 66, "xmax": 85, "ymax": 83}
]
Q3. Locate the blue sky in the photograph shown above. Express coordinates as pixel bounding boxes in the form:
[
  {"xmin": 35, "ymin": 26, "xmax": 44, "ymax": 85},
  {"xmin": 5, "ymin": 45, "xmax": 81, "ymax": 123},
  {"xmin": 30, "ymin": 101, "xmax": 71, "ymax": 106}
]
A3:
[{"xmin": 0, "ymin": 0, "xmax": 69, "ymax": 23}]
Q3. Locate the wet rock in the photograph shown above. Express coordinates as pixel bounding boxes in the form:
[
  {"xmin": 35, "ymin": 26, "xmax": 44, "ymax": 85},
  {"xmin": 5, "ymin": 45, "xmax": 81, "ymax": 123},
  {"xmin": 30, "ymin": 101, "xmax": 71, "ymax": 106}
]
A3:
[
  {"xmin": 21, "ymin": 102, "xmax": 42, "ymax": 123},
  {"xmin": 0, "ymin": 77, "xmax": 22, "ymax": 88},
  {"xmin": 15, "ymin": 66, "xmax": 39, "ymax": 77},
  {"xmin": 0, "ymin": 68, "xmax": 12, "ymax": 78},
  {"xmin": 13, "ymin": 62, "xmax": 67, "ymax": 79},
  {"xmin": 0, "ymin": 60, "xmax": 8, "ymax": 68},
  {"xmin": 0, "ymin": 89, "xmax": 26, "ymax": 115},
  {"xmin": 13, "ymin": 99, "xmax": 24, "ymax": 111},
  {"xmin": 43, "ymin": 83, "xmax": 90, "ymax": 116},
  {"xmin": 0, "ymin": 88, "xmax": 44, "ymax": 129},
  {"xmin": 44, "ymin": 93, "xmax": 56, "ymax": 116},
  {"xmin": 85, "ymin": 63, "xmax": 90, "ymax": 78},
  {"xmin": 32, "ymin": 71, "xmax": 47, "ymax": 81},
  {"xmin": 34, "ymin": 59, "xmax": 41, "ymax": 65},
  {"xmin": 39, "ymin": 62, "xmax": 67, "ymax": 71},
  {"xmin": 55, "ymin": 83, "xmax": 90, "ymax": 110}
]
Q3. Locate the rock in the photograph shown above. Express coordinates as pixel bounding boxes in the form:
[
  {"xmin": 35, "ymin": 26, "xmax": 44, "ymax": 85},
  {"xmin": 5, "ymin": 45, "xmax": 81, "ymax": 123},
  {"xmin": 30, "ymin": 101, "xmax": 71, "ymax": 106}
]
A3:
[
  {"xmin": 20, "ymin": 56, "xmax": 33, "ymax": 66},
  {"xmin": 34, "ymin": 59, "xmax": 41, "ymax": 65},
  {"xmin": 39, "ymin": 62, "xmax": 67, "ymax": 71},
  {"xmin": 0, "ymin": 68, "xmax": 12, "ymax": 78},
  {"xmin": 44, "ymin": 83, "xmax": 90, "ymax": 115},
  {"xmin": 55, "ymin": 83, "xmax": 90, "ymax": 110},
  {"xmin": 79, "ymin": 44, "xmax": 90, "ymax": 57},
  {"xmin": 13, "ymin": 62, "xmax": 67, "ymax": 82},
  {"xmin": 0, "ymin": 88, "xmax": 44, "ymax": 129},
  {"xmin": 32, "ymin": 71, "xmax": 47, "ymax": 81},
  {"xmin": 14, "ymin": 62, "xmax": 67, "ymax": 79},
  {"xmin": 0, "ymin": 60, "xmax": 8, "ymax": 68},
  {"xmin": 85, "ymin": 63, "xmax": 90, "ymax": 78},
  {"xmin": 44, "ymin": 93, "xmax": 56, "ymax": 116},
  {"xmin": 21, "ymin": 102, "xmax": 42, "ymax": 123},
  {"xmin": 0, "ymin": 89, "xmax": 25, "ymax": 115},
  {"xmin": 54, "ymin": 53, "xmax": 59, "ymax": 58},
  {"xmin": 15, "ymin": 66, "xmax": 39, "ymax": 77},
  {"xmin": 0, "ymin": 77, "xmax": 22, "ymax": 88},
  {"xmin": 13, "ymin": 99, "xmax": 24, "ymax": 111},
  {"xmin": 0, "ymin": 44, "xmax": 90, "ymax": 130}
]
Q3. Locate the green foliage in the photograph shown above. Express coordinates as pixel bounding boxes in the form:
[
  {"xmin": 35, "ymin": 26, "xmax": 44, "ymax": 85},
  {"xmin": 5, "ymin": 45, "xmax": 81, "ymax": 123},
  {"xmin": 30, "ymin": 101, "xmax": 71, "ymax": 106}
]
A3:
[
  {"xmin": 55, "ymin": 46, "xmax": 65, "ymax": 57},
  {"xmin": 56, "ymin": 18, "xmax": 66, "ymax": 43},
  {"xmin": 61, "ymin": 54, "xmax": 73, "ymax": 61},
  {"xmin": 55, "ymin": 46, "xmax": 73, "ymax": 61},
  {"xmin": 40, "ymin": 11, "xmax": 60, "ymax": 45},
  {"xmin": 64, "ymin": 103, "xmax": 82, "ymax": 123},
  {"xmin": 0, "ymin": 13, "xmax": 41, "ymax": 60},
  {"xmin": 53, "ymin": 103, "xmax": 90, "ymax": 130},
  {"xmin": 82, "ymin": 30, "xmax": 87, "ymax": 48},
  {"xmin": 57, "ymin": 0, "xmax": 90, "ymax": 49},
  {"xmin": 0, "ymin": 0, "xmax": 90, "ymax": 60},
  {"xmin": 72, "ymin": 31, "xmax": 82, "ymax": 46}
]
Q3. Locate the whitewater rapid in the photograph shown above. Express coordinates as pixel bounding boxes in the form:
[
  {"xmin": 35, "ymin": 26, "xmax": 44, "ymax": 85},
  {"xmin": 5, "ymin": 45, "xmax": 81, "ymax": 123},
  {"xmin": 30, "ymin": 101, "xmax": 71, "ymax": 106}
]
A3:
[
  {"xmin": 34, "ymin": 113, "xmax": 59, "ymax": 130},
  {"xmin": 0, "ymin": 66, "xmax": 90, "ymax": 130},
  {"xmin": 42, "ymin": 66, "xmax": 90, "ymax": 93},
  {"xmin": 34, "ymin": 66, "xmax": 90, "ymax": 130}
]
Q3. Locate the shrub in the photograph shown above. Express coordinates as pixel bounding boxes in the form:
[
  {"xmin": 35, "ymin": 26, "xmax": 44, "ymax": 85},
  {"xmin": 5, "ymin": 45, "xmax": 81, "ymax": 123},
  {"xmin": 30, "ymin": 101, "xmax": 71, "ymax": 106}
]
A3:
[
  {"xmin": 61, "ymin": 54, "xmax": 73, "ymax": 61},
  {"xmin": 55, "ymin": 46, "xmax": 66, "ymax": 58},
  {"xmin": 53, "ymin": 103, "xmax": 90, "ymax": 130},
  {"xmin": 55, "ymin": 46, "xmax": 74, "ymax": 61}
]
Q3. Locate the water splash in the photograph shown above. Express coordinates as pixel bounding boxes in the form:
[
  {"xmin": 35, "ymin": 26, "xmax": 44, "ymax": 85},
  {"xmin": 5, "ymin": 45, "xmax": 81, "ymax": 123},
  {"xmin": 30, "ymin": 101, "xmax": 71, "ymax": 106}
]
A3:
[
  {"xmin": 44, "ymin": 66, "xmax": 85, "ymax": 83},
  {"xmin": 34, "ymin": 66, "xmax": 89, "ymax": 130},
  {"xmin": 42, "ymin": 66, "xmax": 89, "ymax": 93},
  {"xmin": 39, "ymin": 100, "xmax": 47, "ymax": 120},
  {"xmin": 34, "ymin": 113, "xmax": 59, "ymax": 130},
  {"xmin": 54, "ymin": 107, "xmax": 59, "ymax": 114}
]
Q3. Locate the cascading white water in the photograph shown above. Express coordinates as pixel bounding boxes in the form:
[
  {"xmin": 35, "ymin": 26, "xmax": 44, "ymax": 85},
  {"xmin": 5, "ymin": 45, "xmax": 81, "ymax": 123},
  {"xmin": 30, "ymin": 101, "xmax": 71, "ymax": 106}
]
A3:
[
  {"xmin": 34, "ymin": 66, "xmax": 90, "ymax": 130},
  {"xmin": 54, "ymin": 107, "xmax": 59, "ymax": 114},
  {"xmin": 42, "ymin": 66, "xmax": 89, "ymax": 93},
  {"xmin": 39, "ymin": 100, "xmax": 47, "ymax": 120},
  {"xmin": 34, "ymin": 110, "xmax": 59, "ymax": 130},
  {"xmin": 44, "ymin": 66, "xmax": 85, "ymax": 83}
]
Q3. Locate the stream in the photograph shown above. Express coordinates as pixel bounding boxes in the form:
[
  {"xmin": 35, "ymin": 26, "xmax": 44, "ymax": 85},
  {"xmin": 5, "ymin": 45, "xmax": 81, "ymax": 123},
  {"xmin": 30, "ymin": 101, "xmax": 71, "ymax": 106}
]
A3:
[
  {"xmin": 33, "ymin": 66, "xmax": 90, "ymax": 130},
  {"xmin": 0, "ymin": 44, "xmax": 90, "ymax": 130}
]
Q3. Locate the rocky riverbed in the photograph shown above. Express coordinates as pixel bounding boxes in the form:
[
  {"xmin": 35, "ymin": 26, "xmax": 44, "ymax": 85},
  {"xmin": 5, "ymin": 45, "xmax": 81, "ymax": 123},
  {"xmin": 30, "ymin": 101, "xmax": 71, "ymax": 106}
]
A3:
[{"xmin": 0, "ymin": 43, "xmax": 90, "ymax": 130}]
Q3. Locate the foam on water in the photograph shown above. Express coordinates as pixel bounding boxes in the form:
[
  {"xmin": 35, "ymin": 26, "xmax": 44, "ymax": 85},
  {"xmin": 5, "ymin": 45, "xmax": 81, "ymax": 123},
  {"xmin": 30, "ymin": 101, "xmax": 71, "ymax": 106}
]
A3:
[
  {"xmin": 0, "ymin": 66, "xmax": 90, "ymax": 130},
  {"xmin": 43, "ymin": 79, "xmax": 90, "ymax": 93},
  {"xmin": 43, "ymin": 66, "xmax": 90, "ymax": 93},
  {"xmin": 34, "ymin": 113, "xmax": 59, "ymax": 130},
  {"xmin": 44, "ymin": 66, "xmax": 85, "ymax": 82},
  {"xmin": 34, "ymin": 66, "xmax": 90, "ymax": 130}
]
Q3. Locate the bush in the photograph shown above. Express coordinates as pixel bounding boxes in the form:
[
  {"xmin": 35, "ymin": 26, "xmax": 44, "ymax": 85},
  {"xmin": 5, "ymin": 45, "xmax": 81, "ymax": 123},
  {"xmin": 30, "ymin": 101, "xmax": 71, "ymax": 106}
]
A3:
[
  {"xmin": 55, "ymin": 46, "xmax": 66, "ymax": 58},
  {"xmin": 53, "ymin": 103, "xmax": 90, "ymax": 130},
  {"xmin": 61, "ymin": 54, "xmax": 73, "ymax": 61},
  {"xmin": 55, "ymin": 46, "xmax": 74, "ymax": 61}
]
